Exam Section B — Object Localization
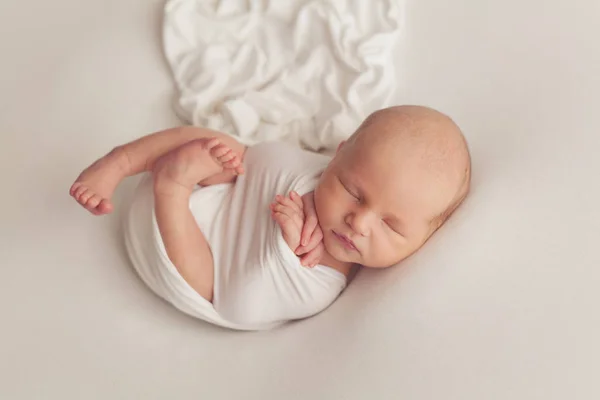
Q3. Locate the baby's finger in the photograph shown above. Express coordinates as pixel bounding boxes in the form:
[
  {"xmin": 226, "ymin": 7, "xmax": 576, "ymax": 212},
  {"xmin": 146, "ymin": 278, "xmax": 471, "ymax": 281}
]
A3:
[
  {"xmin": 301, "ymin": 214, "xmax": 318, "ymax": 247},
  {"xmin": 272, "ymin": 210, "xmax": 293, "ymax": 226},
  {"xmin": 300, "ymin": 245, "xmax": 324, "ymax": 268},
  {"xmin": 276, "ymin": 195, "xmax": 303, "ymax": 215},
  {"xmin": 272, "ymin": 212, "xmax": 295, "ymax": 234},
  {"xmin": 290, "ymin": 191, "xmax": 304, "ymax": 209},
  {"xmin": 276, "ymin": 193, "xmax": 299, "ymax": 208},
  {"xmin": 312, "ymin": 226, "xmax": 324, "ymax": 242},
  {"xmin": 271, "ymin": 203, "xmax": 303, "ymax": 228},
  {"xmin": 296, "ymin": 226, "xmax": 323, "ymax": 255},
  {"xmin": 300, "ymin": 255, "xmax": 319, "ymax": 268}
]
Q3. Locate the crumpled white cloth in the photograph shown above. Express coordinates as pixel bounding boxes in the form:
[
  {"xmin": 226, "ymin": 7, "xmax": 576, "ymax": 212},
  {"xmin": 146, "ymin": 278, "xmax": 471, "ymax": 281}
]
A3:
[{"xmin": 162, "ymin": 0, "xmax": 402, "ymax": 153}]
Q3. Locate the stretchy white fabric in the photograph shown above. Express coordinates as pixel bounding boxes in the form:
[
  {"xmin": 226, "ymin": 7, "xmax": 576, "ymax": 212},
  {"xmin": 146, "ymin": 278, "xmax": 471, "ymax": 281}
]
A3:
[
  {"xmin": 162, "ymin": 0, "xmax": 402, "ymax": 154},
  {"xmin": 123, "ymin": 142, "xmax": 347, "ymax": 330}
]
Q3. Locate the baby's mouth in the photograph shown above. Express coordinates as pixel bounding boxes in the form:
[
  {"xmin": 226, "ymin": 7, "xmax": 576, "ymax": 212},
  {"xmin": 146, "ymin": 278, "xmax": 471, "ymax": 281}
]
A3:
[{"xmin": 333, "ymin": 230, "xmax": 358, "ymax": 252}]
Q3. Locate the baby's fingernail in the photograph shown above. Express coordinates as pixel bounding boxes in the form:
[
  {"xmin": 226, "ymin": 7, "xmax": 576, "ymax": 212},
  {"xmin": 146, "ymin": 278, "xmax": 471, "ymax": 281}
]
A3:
[{"xmin": 302, "ymin": 240, "xmax": 307, "ymax": 246}]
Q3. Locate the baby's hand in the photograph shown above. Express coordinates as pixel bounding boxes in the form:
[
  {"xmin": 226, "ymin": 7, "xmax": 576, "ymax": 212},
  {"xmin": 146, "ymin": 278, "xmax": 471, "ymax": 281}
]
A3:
[
  {"xmin": 270, "ymin": 193, "xmax": 304, "ymax": 255},
  {"xmin": 270, "ymin": 191, "xmax": 324, "ymax": 268},
  {"xmin": 294, "ymin": 191, "xmax": 325, "ymax": 268}
]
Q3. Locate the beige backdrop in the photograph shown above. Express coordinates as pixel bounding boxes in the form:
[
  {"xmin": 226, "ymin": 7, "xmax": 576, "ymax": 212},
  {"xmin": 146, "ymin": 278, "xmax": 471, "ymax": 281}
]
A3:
[{"xmin": 0, "ymin": 0, "xmax": 598, "ymax": 399}]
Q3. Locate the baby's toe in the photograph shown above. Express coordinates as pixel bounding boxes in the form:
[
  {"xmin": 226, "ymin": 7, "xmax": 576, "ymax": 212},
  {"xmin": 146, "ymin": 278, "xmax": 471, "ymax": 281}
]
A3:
[
  {"xmin": 74, "ymin": 184, "xmax": 88, "ymax": 200},
  {"xmin": 97, "ymin": 199, "xmax": 114, "ymax": 214},
  {"xmin": 69, "ymin": 182, "xmax": 82, "ymax": 196},
  {"xmin": 225, "ymin": 156, "xmax": 240, "ymax": 167},
  {"xmin": 212, "ymin": 145, "xmax": 231, "ymax": 158},
  {"xmin": 219, "ymin": 151, "xmax": 235, "ymax": 163},
  {"xmin": 75, "ymin": 187, "xmax": 91, "ymax": 203},
  {"xmin": 80, "ymin": 189, "xmax": 95, "ymax": 204},
  {"xmin": 85, "ymin": 194, "xmax": 102, "ymax": 210},
  {"xmin": 204, "ymin": 138, "xmax": 220, "ymax": 150}
]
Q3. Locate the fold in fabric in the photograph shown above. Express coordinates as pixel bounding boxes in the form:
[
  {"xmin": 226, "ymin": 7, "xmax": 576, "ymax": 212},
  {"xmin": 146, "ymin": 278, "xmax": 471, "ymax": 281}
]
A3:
[{"xmin": 163, "ymin": 0, "xmax": 402, "ymax": 154}]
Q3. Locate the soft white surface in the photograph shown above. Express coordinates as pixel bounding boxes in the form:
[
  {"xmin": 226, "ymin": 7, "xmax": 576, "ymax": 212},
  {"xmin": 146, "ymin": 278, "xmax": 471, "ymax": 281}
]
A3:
[
  {"xmin": 163, "ymin": 0, "xmax": 401, "ymax": 152},
  {"xmin": 1, "ymin": 0, "xmax": 599, "ymax": 399}
]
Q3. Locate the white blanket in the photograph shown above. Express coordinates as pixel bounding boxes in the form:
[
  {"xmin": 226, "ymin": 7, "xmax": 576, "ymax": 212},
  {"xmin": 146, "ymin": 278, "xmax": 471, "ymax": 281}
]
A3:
[{"xmin": 162, "ymin": 0, "xmax": 402, "ymax": 153}]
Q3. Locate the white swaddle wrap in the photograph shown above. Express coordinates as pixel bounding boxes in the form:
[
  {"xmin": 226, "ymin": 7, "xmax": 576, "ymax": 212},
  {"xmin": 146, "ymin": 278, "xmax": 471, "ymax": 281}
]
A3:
[
  {"xmin": 162, "ymin": 0, "xmax": 402, "ymax": 154},
  {"xmin": 124, "ymin": 142, "xmax": 347, "ymax": 330}
]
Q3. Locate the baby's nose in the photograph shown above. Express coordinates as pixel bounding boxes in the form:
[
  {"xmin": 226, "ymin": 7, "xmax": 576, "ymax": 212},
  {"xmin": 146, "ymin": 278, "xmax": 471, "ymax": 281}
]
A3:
[{"xmin": 345, "ymin": 208, "xmax": 374, "ymax": 237}]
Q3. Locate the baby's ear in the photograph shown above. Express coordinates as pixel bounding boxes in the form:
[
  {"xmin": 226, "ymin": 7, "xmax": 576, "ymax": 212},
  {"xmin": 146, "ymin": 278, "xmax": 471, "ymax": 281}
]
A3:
[{"xmin": 336, "ymin": 140, "xmax": 346, "ymax": 154}]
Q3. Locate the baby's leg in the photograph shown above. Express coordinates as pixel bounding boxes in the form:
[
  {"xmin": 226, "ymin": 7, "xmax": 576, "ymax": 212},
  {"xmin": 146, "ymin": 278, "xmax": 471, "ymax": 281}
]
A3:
[
  {"xmin": 69, "ymin": 126, "xmax": 245, "ymax": 215},
  {"xmin": 152, "ymin": 139, "xmax": 242, "ymax": 302}
]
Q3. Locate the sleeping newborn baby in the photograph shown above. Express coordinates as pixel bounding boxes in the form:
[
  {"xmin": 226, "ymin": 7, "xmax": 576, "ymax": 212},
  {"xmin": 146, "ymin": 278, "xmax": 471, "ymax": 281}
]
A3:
[{"xmin": 69, "ymin": 105, "xmax": 471, "ymax": 330}]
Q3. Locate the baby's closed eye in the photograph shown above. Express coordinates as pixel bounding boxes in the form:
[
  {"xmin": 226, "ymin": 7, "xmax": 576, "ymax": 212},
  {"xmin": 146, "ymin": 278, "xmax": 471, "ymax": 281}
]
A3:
[
  {"xmin": 382, "ymin": 219, "xmax": 404, "ymax": 236},
  {"xmin": 337, "ymin": 177, "xmax": 360, "ymax": 200}
]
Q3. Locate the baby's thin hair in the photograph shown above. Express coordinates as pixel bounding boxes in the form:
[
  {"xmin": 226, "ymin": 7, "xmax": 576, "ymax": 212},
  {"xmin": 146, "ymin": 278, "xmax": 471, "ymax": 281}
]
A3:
[{"xmin": 355, "ymin": 105, "xmax": 473, "ymax": 234}]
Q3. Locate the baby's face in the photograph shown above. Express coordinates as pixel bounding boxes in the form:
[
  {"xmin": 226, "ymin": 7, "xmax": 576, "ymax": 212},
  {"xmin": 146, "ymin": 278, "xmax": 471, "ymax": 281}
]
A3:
[{"xmin": 314, "ymin": 138, "xmax": 455, "ymax": 268}]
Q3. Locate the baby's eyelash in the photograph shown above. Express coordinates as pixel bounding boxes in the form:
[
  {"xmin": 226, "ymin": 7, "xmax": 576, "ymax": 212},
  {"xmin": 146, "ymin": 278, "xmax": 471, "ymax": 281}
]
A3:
[
  {"xmin": 338, "ymin": 177, "xmax": 360, "ymax": 199},
  {"xmin": 347, "ymin": 188, "xmax": 359, "ymax": 199},
  {"xmin": 344, "ymin": 185, "xmax": 359, "ymax": 199},
  {"xmin": 383, "ymin": 220, "xmax": 402, "ymax": 235}
]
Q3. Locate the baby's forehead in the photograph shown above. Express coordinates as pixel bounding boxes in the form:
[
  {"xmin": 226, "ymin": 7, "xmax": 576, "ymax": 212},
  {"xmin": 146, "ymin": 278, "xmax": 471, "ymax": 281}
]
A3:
[
  {"xmin": 355, "ymin": 122, "xmax": 462, "ymax": 178},
  {"xmin": 343, "ymin": 150, "xmax": 436, "ymax": 191},
  {"xmin": 341, "ymin": 148, "xmax": 455, "ymax": 213},
  {"xmin": 347, "ymin": 139, "xmax": 427, "ymax": 174}
]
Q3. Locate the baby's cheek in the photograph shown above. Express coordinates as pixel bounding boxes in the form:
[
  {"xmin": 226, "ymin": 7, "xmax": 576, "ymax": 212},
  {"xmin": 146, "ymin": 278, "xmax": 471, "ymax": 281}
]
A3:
[
  {"xmin": 375, "ymin": 235, "xmax": 406, "ymax": 264},
  {"xmin": 318, "ymin": 189, "xmax": 342, "ymax": 224}
]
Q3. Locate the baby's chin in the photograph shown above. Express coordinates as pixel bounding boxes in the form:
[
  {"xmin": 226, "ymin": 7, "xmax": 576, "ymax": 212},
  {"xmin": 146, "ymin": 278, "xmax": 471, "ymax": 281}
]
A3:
[
  {"xmin": 323, "ymin": 237, "xmax": 361, "ymax": 264},
  {"xmin": 323, "ymin": 235, "xmax": 408, "ymax": 268}
]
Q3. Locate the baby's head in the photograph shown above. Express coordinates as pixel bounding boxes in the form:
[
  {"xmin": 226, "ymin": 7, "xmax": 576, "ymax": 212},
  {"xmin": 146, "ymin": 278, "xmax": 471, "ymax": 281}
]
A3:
[{"xmin": 314, "ymin": 105, "xmax": 471, "ymax": 268}]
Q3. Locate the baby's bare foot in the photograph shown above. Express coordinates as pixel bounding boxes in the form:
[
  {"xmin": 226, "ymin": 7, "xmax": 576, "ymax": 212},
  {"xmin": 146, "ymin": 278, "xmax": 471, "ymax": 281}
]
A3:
[
  {"xmin": 69, "ymin": 147, "xmax": 130, "ymax": 215},
  {"xmin": 205, "ymin": 138, "xmax": 245, "ymax": 176},
  {"xmin": 152, "ymin": 138, "xmax": 244, "ymax": 197}
]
